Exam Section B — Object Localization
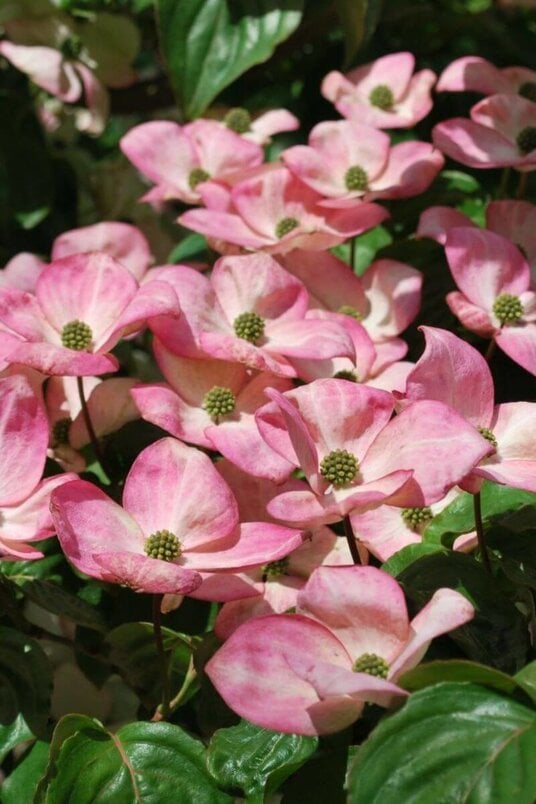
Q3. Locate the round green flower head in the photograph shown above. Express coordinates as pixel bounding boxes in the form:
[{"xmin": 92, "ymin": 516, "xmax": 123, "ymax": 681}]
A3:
[
  {"xmin": 320, "ymin": 449, "xmax": 359, "ymax": 487},
  {"xmin": 144, "ymin": 529, "xmax": 182, "ymax": 561},
  {"xmin": 275, "ymin": 217, "xmax": 299, "ymax": 239},
  {"xmin": 516, "ymin": 126, "xmax": 536, "ymax": 155},
  {"xmin": 345, "ymin": 165, "xmax": 369, "ymax": 192},
  {"xmin": 519, "ymin": 82, "xmax": 536, "ymax": 103},
  {"xmin": 368, "ymin": 84, "xmax": 394, "ymax": 110},
  {"xmin": 353, "ymin": 652, "xmax": 389, "ymax": 678},
  {"xmin": 202, "ymin": 386, "xmax": 236, "ymax": 420},
  {"xmin": 492, "ymin": 293, "xmax": 524, "ymax": 325},
  {"xmin": 333, "ymin": 369, "xmax": 358, "ymax": 382},
  {"xmin": 401, "ymin": 507, "xmax": 433, "ymax": 530},
  {"xmin": 233, "ymin": 311, "xmax": 265, "ymax": 344},
  {"xmin": 338, "ymin": 305, "xmax": 362, "ymax": 320},
  {"xmin": 188, "ymin": 168, "xmax": 210, "ymax": 190},
  {"xmin": 60, "ymin": 35, "xmax": 83, "ymax": 60},
  {"xmin": 262, "ymin": 558, "xmax": 289, "ymax": 580},
  {"xmin": 224, "ymin": 107, "xmax": 252, "ymax": 134},
  {"xmin": 61, "ymin": 320, "xmax": 93, "ymax": 351},
  {"xmin": 478, "ymin": 426, "xmax": 498, "ymax": 449},
  {"xmin": 52, "ymin": 417, "xmax": 72, "ymax": 447}
]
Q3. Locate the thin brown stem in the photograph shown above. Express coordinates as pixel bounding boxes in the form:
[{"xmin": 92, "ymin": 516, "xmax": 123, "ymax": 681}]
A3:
[
  {"xmin": 152, "ymin": 594, "xmax": 170, "ymax": 720},
  {"xmin": 350, "ymin": 237, "xmax": 357, "ymax": 272},
  {"xmin": 473, "ymin": 492, "xmax": 491, "ymax": 573},
  {"xmin": 76, "ymin": 376, "xmax": 111, "ymax": 478},
  {"xmin": 484, "ymin": 338, "xmax": 496, "ymax": 365},
  {"xmin": 343, "ymin": 515, "xmax": 362, "ymax": 565},
  {"xmin": 498, "ymin": 167, "xmax": 510, "ymax": 198},
  {"xmin": 516, "ymin": 171, "xmax": 528, "ymax": 200}
]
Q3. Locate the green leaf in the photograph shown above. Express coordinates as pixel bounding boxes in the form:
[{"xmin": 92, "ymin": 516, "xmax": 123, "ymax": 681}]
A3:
[
  {"xmin": 207, "ymin": 719, "xmax": 317, "ymax": 801},
  {"xmin": 36, "ymin": 715, "xmax": 232, "ymax": 803},
  {"xmin": 334, "ymin": 0, "xmax": 383, "ymax": 67},
  {"xmin": 0, "ymin": 626, "xmax": 52, "ymax": 739},
  {"xmin": 398, "ymin": 552, "xmax": 530, "ymax": 672},
  {"xmin": 0, "ymin": 555, "xmax": 64, "ymax": 584},
  {"xmin": 2, "ymin": 740, "xmax": 50, "ymax": 804},
  {"xmin": 105, "ymin": 622, "xmax": 195, "ymax": 709},
  {"xmin": 0, "ymin": 96, "xmax": 52, "ymax": 230},
  {"xmin": 19, "ymin": 580, "xmax": 107, "ymax": 632},
  {"xmin": 424, "ymin": 482, "xmax": 536, "ymax": 544},
  {"xmin": 168, "ymin": 232, "xmax": 208, "ymax": 263},
  {"xmin": 157, "ymin": 0, "xmax": 304, "ymax": 119},
  {"xmin": 398, "ymin": 659, "xmax": 517, "ymax": 695},
  {"xmin": 0, "ymin": 714, "xmax": 33, "ymax": 764},
  {"xmin": 348, "ymin": 683, "xmax": 536, "ymax": 804},
  {"xmin": 381, "ymin": 543, "xmax": 447, "ymax": 577},
  {"xmin": 516, "ymin": 662, "xmax": 536, "ymax": 705}
]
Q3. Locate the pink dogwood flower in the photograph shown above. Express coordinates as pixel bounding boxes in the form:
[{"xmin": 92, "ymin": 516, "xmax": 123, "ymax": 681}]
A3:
[
  {"xmin": 0, "ymin": 252, "xmax": 180, "ymax": 376},
  {"xmin": 51, "ymin": 222, "xmax": 153, "ymax": 281},
  {"xmin": 418, "ymin": 200, "xmax": 536, "ymax": 277},
  {"xmin": 0, "ymin": 373, "xmax": 75, "ymax": 559},
  {"xmin": 220, "ymin": 107, "xmax": 299, "ymax": 144},
  {"xmin": 150, "ymin": 254, "xmax": 355, "ymax": 378},
  {"xmin": 255, "ymin": 379, "xmax": 491, "ymax": 528},
  {"xmin": 433, "ymin": 95, "xmax": 536, "ymax": 170},
  {"xmin": 206, "ymin": 565, "xmax": 474, "ymax": 735},
  {"xmin": 179, "ymin": 165, "xmax": 388, "ymax": 254},
  {"xmin": 282, "ymin": 120, "xmax": 443, "ymax": 203},
  {"xmin": 131, "ymin": 338, "xmax": 295, "ymax": 482},
  {"xmin": 51, "ymin": 437, "xmax": 304, "ymax": 594},
  {"xmin": 120, "ymin": 119, "xmax": 263, "ymax": 205},
  {"xmin": 401, "ymin": 326, "xmax": 536, "ymax": 495},
  {"xmin": 443, "ymin": 228, "xmax": 536, "ymax": 375},
  {"xmin": 322, "ymin": 51, "xmax": 436, "ymax": 129},
  {"xmin": 437, "ymin": 56, "xmax": 536, "ymax": 99}
]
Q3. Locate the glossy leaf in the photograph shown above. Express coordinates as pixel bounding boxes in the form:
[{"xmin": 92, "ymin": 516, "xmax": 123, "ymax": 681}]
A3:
[
  {"xmin": 156, "ymin": 0, "xmax": 304, "ymax": 119},
  {"xmin": 398, "ymin": 659, "xmax": 517, "ymax": 695},
  {"xmin": 516, "ymin": 662, "xmax": 536, "ymax": 705},
  {"xmin": 0, "ymin": 627, "xmax": 52, "ymax": 739},
  {"xmin": 348, "ymin": 683, "xmax": 536, "ymax": 804},
  {"xmin": 0, "ymin": 714, "xmax": 33, "ymax": 764},
  {"xmin": 381, "ymin": 543, "xmax": 447, "ymax": 577},
  {"xmin": 36, "ymin": 715, "xmax": 232, "ymax": 803},
  {"xmin": 207, "ymin": 719, "xmax": 317, "ymax": 801},
  {"xmin": 19, "ymin": 580, "xmax": 107, "ymax": 632},
  {"xmin": 334, "ymin": 0, "xmax": 383, "ymax": 67},
  {"xmin": 2, "ymin": 741, "xmax": 50, "ymax": 804}
]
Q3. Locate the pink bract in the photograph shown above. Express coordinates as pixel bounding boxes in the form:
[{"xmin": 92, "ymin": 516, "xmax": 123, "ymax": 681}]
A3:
[
  {"xmin": 322, "ymin": 51, "xmax": 436, "ymax": 129},
  {"xmin": 206, "ymin": 565, "xmax": 474, "ymax": 734},
  {"xmin": 179, "ymin": 166, "xmax": 388, "ymax": 254},
  {"xmin": 437, "ymin": 56, "xmax": 536, "ymax": 97},
  {"xmin": 0, "ymin": 252, "xmax": 180, "ymax": 376},
  {"xmin": 50, "ymin": 437, "xmax": 304, "ymax": 593}
]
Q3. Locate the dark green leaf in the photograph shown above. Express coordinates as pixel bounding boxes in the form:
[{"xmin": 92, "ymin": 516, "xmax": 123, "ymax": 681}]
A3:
[
  {"xmin": 516, "ymin": 662, "xmax": 536, "ymax": 705},
  {"xmin": 157, "ymin": 0, "xmax": 304, "ymax": 119},
  {"xmin": 334, "ymin": 0, "xmax": 383, "ymax": 66},
  {"xmin": 399, "ymin": 659, "xmax": 517, "ymax": 695},
  {"xmin": 168, "ymin": 232, "xmax": 208, "ymax": 263},
  {"xmin": 2, "ymin": 740, "xmax": 50, "ymax": 804},
  {"xmin": 19, "ymin": 580, "xmax": 107, "ymax": 632},
  {"xmin": 348, "ymin": 683, "xmax": 536, "ymax": 804},
  {"xmin": 207, "ymin": 719, "xmax": 317, "ymax": 801},
  {"xmin": 36, "ymin": 715, "xmax": 232, "ymax": 803},
  {"xmin": 381, "ymin": 543, "xmax": 447, "ymax": 577},
  {"xmin": 0, "ymin": 626, "xmax": 52, "ymax": 739},
  {"xmin": 0, "ymin": 714, "xmax": 33, "ymax": 763}
]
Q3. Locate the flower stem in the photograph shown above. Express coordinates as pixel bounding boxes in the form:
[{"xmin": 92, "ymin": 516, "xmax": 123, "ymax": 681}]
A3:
[
  {"xmin": 498, "ymin": 167, "xmax": 510, "ymax": 198},
  {"xmin": 473, "ymin": 492, "xmax": 491, "ymax": 573},
  {"xmin": 76, "ymin": 376, "xmax": 111, "ymax": 478},
  {"xmin": 484, "ymin": 338, "xmax": 496, "ymax": 365},
  {"xmin": 152, "ymin": 594, "xmax": 170, "ymax": 720},
  {"xmin": 350, "ymin": 237, "xmax": 357, "ymax": 272},
  {"xmin": 343, "ymin": 515, "xmax": 361, "ymax": 565},
  {"xmin": 516, "ymin": 171, "xmax": 528, "ymax": 200}
]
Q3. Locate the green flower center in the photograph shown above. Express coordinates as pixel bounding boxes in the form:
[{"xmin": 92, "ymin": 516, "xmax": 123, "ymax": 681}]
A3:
[
  {"xmin": 224, "ymin": 107, "xmax": 252, "ymax": 134},
  {"xmin": 338, "ymin": 305, "xmax": 363, "ymax": 320},
  {"xmin": 369, "ymin": 84, "xmax": 394, "ymax": 110},
  {"xmin": 144, "ymin": 529, "xmax": 182, "ymax": 561},
  {"xmin": 353, "ymin": 652, "xmax": 389, "ymax": 678},
  {"xmin": 333, "ymin": 369, "xmax": 358, "ymax": 382},
  {"xmin": 519, "ymin": 82, "xmax": 536, "ymax": 103},
  {"xmin": 345, "ymin": 165, "xmax": 369, "ymax": 192},
  {"xmin": 60, "ymin": 35, "xmax": 83, "ymax": 61},
  {"xmin": 262, "ymin": 558, "xmax": 289, "ymax": 579},
  {"xmin": 320, "ymin": 449, "xmax": 359, "ymax": 487},
  {"xmin": 275, "ymin": 217, "xmax": 299, "ymax": 239},
  {"xmin": 401, "ymin": 507, "xmax": 433, "ymax": 531},
  {"xmin": 492, "ymin": 293, "xmax": 524, "ymax": 324},
  {"xmin": 188, "ymin": 168, "xmax": 210, "ymax": 190},
  {"xmin": 202, "ymin": 386, "xmax": 236, "ymax": 421},
  {"xmin": 52, "ymin": 417, "xmax": 72, "ymax": 447},
  {"xmin": 516, "ymin": 126, "xmax": 536, "ymax": 155},
  {"xmin": 61, "ymin": 320, "xmax": 93, "ymax": 351},
  {"xmin": 233, "ymin": 311, "xmax": 265, "ymax": 344},
  {"xmin": 478, "ymin": 426, "xmax": 498, "ymax": 449}
]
